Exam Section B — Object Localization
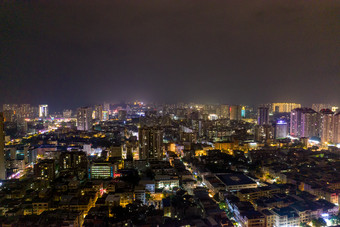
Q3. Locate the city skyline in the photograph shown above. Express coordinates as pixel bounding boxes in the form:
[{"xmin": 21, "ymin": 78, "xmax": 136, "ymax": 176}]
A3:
[
  {"xmin": 1, "ymin": 1, "xmax": 340, "ymax": 225},
  {"xmin": 1, "ymin": 101, "xmax": 340, "ymax": 114}
]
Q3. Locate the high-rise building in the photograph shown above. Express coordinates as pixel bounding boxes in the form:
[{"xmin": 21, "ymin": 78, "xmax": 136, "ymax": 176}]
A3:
[
  {"xmin": 17, "ymin": 117, "xmax": 28, "ymax": 135},
  {"xmin": 110, "ymin": 146, "xmax": 122, "ymax": 159},
  {"xmin": 230, "ymin": 105, "xmax": 242, "ymax": 121},
  {"xmin": 145, "ymin": 110, "xmax": 158, "ymax": 118},
  {"xmin": 257, "ymin": 107, "xmax": 269, "ymax": 125},
  {"xmin": 3, "ymin": 104, "xmax": 18, "ymax": 112},
  {"xmin": 0, "ymin": 113, "xmax": 6, "ymax": 179},
  {"xmin": 254, "ymin": 125, "xmax": 275, "ymax": 143},
  {"xmin": 289, "ymin": 109, "xmax": 301, "ymax": 137},
  {"xmin": 275, "ymin": 120, "xmax": 288, "ymax": 139},
  {"xmin": 138, "ymin": 127, "xmax": 163, "ymax": 160},
  {"xmin": 39, "ymin": 105, "xmax": 48, "ymax": 118},
  {"xmin": 94, "ymin": 105, "xmax": 103, "ymax": 121},
  {"xmin": 217, "ymin": 105, "xmax": 229, "ymax": 119},
  {"xmin": 62, "ymin": 109, "xmax": 72, "ymax": 118},
  {"xmin": 90, "ymin": 162, "xmax": 115, "ymax": 179},
  {"xmin": 334, "ymin": 112, "xmax": 340, "ymax": 144},
  {"xmin": 103, "ymin": 102, "xmax": 110, "ymax": 112},
  {"xmin": 34, "ymin": 159, "xmax": 56, "ymax": 181},
  {"xmin": 241, "ymin": 106, "xmax": 246, "ymax": 118},
  {"xmin": 18, "ymin": 104, "xmax": 31, "ymax": 118},
  {"xmin": 272, "ymin": 103, "xmax": 301, "ymax": 113},
  {"xmin": 2, "ymin": 110, "xmax": 14, "ymax": 122},
  {"xmin": 77, "ymin": 107, "xmax": 93, "ymax": 131},
  {"xmin": 118, "ymin": 110, "xmax": 127, "ymax": 121},
  {"xmin": 320, "ymin": 109, "xmax": 334, "ymax": 144},
  {"xmin": 60, "ymin": 151, "xmax": 87, "ymax": 170},
  {"xmin": 312, "ymin": 104, "xmax": 332, "ymax": 112},
  {"xmin": 290, "ymin": 108, "xmax": 320, "ymax": 138},
  {"xmin": 102, "ymin": 111, "xmax": 109, "ymax": 121}
]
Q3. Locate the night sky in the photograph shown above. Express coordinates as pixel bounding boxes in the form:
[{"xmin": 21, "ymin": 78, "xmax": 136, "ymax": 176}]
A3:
[{"xmin": 1, "ymin": 0, "xmax": 339, "ymax": 112}]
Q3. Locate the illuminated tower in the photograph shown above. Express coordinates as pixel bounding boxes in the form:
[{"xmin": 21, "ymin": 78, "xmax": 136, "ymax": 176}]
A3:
[
  {"xmin": 94, "ymin": 105, "xmax": 103, "ymax": 121},
  {"xmin": 77, "ymin": 107, "xmax": 93, "ymax": 131},
  {"xmin": 273, "ymin": 103, "xmax": 301, "ymax": 113},
  {"xmin": 39, "ymin": 104, "xmax": 48, "ymax": 118},
  {"xmin": 138, "ymin": 127, "xmax": 163, "ymax": 160},
  {"xmin": 0, "ymin": 113, "xmax": 6, "ymax": 179},
  {"xmin": 230, "ymin": 105, "xmax": 242, "ymax": 121},
  {"xmin": 290, "ymin": 108, "xmax": 320, "ymax": 138},
  {"xmin": 320, "ymin": 109, "xmax": 334, "ymax": 144},
  {"xmin": 241, "ymin": 106, "xmax": 246, "ymax": 118},
  {"xmin": 102, "ymin": 111, "xmax": 109, "ymax": 121},
  {"xmin": 334, "ymin": 112, "xmax": 340, "ymax": 144},
  {"xmin": 257, "ymin": 107, "xmax": 269, "ymax": 125}
]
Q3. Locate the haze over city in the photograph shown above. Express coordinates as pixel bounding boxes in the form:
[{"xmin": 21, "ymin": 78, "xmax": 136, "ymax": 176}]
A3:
[{"xmin": 1, "ymin": 0, "xmax": 339, "ymax": 111}]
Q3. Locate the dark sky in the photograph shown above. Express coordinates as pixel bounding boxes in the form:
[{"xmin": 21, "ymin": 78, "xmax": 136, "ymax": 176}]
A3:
[{"xmin": 1, "ymin": 0, "xmax": 339, "ymax": 112}]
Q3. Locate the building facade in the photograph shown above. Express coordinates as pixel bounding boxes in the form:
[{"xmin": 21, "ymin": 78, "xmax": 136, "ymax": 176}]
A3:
[
  {"xmin": 273, "ymin": 103, "xmax": 301, "ymax": 113},
  {"xmin": 290, "ymin": 108, "xmax": 320, "ymax": 138},
  {"xmin": 39, "ymin": 105, "xmax": 48, "ymax": 118},
  {"xmin": 138, "ymin": 127, "xmax": 163, "ymax": 160},
  {"xmin": 320, "ymin": 109, "xmax": 334, "ymax": 144},
  {"xmin": 257, "ymin": 107, "xmax": 269, "ymax": 125},
  {"xmin": 230, "ymin": 105, "xmax": 242, "ymax": 121},
  {"xmin": 0, "ymin": 113, "xmax": 5, "ymax": 179},
  {"xmin": 77, "ymin": 107, "xmax": 93, "ymax": 131}
]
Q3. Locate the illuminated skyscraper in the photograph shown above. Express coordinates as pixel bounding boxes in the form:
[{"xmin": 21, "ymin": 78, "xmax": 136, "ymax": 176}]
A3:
[
  {"xmin": 272, "ymin": 103, "xmax": 301, "ymax": 113},
  {"xmin": 334, "ymin": 112, "xmax": 340, "ymax": 144},
  {"xmin": 77, "ymin": 107, "xmax": 93, "ymax": 131},
  {"xmin": 254, "ymin": 125, "xmax": 274, "ymax": 143},
  {"xmin": 18, "ymin": 104, "xmax": 31, "ymax": 118},
  {"xmin": 94, "ymin": 105, "xmax": 103, "ymax": 121},
  {"xmin": 102, "ymin": 111, "xmax": 109, "ymax": 121},
  {"xmin": 241, "ymin": 106, "xmax": 246, "ymax": 118},
  {"xmin": 320, "ymin": 109, "xmax": 334, "ymax": 144},
  {"xmin": 39, "ymin": 104, "xmax": 48, "ymax": 118},
  {"xmin": 257, "ymin": 107, "xmax": 269, "ymax": 125},
  {"xmin": 290, "ymin": 108, "xmax": 320, "ymax": 138},
  {"xmin": 138, "ymin": 127, "xmax": 163, "ymax": 160},
  {"xmin": 230, "ymin": 105, "xmax": 242, "ymax": 121},
  {"xmin": 34, "ymin": 159, "xmax": 55, "ymax": 181},
  {"xmin": 0, "ymin": 113, "xmax": 5, "ymax": 179}
]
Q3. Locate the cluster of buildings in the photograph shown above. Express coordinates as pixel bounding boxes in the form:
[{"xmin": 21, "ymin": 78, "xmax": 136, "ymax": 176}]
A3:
[
  {"xmin": 2, "ymin": 104, "xmax": 49, "ymax": 121},
  {"xmin": 0, "ymin": 101, "xmax": 339, "ymax": 226},
  {"xmin": 255, "ymin": 103, "xmax": 340, "ymax": 147},
  {"xmin": 290, "ymin": 108, "xmax": 340, "ymax": 144}
]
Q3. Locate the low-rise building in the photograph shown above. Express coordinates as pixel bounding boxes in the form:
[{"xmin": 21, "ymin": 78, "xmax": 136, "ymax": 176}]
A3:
[{"xmin": 216, "ymin": 173, "xmax": 257, "ymax": 191}]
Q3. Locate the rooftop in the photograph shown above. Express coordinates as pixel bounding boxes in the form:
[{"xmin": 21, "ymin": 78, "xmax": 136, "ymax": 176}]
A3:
[{"xmin": 216, "ymin": 173, "xmax": 256, "ymax": 186}]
